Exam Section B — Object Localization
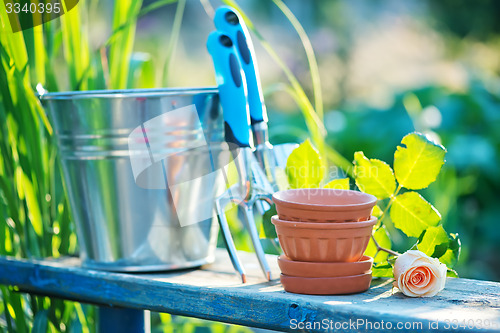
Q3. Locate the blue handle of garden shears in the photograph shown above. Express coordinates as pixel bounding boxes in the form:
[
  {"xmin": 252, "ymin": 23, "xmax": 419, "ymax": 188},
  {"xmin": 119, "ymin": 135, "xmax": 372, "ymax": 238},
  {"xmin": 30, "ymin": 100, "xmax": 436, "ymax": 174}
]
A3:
[
  {"xmin": 207, "ymin": 31, "xmax": 253, "ymax": 148},
  {"xmin": 214, "ymin": 6, "xmax": 268, "ymax": 125}
]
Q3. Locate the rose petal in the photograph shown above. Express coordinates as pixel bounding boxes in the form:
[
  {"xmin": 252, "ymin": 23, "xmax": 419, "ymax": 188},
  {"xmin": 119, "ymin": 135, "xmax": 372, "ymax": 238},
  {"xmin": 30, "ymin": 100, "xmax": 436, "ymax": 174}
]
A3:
[
  {"xmin": 408, "ymin": 275, "xmax": 433, "ymax": 295},
  {"xmin": 412, "ymin": 267, "xmax": 431, "ymax": 287},
  {"xmin": 393, "ymin": 251, "xmax": 423, "ymax": 279},
  {"xmin": 398, "ymin": 273, "xmax": 413, "ymax": 296},
  {"xmin": 411, "ymin": 271, "xmax": 424, "ymax": 285}
]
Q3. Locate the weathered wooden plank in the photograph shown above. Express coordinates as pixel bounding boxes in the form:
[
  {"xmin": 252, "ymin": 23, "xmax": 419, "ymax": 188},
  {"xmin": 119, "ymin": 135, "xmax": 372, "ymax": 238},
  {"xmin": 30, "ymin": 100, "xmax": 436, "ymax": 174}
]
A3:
[{"xmin": 0, "ymin": 250, "xmax": 499, "ymax": 332}]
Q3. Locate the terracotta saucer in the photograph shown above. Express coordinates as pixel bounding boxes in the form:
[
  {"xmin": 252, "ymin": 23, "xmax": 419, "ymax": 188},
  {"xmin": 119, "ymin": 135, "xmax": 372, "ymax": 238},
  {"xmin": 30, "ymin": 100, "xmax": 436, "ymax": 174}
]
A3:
[
  {"xmin": 272, "ymin": 189, "xmax": 377, "ymax": 222},
  {"xmin": 280, "ymin": 272, "xmax": 372, "ymax": 295},
  {"xmin": 278, "ymin": 255, "xmax": 373, "ymax": 278}
]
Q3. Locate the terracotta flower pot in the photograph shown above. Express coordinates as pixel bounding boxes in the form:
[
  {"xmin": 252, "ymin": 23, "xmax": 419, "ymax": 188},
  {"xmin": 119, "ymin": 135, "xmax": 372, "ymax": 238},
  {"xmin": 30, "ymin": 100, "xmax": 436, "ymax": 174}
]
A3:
[
  {"xmin": 271, "ymin": 216, "xmax": 377, "ymax": 262},
  {"xmin": 280, "ymin": 272, "xmax": 372, "ymax": 295},
  {"xmin": 272, "ymin": 189, "xmax": 377, "ymax": 222},
  {"xmin": 278, "ymin": 255, "xmax": 373, "ymax": 278}
]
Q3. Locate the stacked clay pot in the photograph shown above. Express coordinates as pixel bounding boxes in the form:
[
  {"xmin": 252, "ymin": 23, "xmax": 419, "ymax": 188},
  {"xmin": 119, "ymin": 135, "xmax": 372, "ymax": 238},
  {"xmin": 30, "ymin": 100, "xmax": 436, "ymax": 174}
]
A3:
[{"xmin": 272, "ymin": 189, "xmax": 377, "ymax": 295}]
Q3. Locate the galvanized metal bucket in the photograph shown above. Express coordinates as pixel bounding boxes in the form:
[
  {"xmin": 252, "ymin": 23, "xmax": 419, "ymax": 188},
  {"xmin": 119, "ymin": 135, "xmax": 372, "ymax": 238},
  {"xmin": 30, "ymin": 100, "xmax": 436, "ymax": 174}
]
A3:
[{"xmin": 42, "ymin": 88, "xmax": 227, "ymax": 272}]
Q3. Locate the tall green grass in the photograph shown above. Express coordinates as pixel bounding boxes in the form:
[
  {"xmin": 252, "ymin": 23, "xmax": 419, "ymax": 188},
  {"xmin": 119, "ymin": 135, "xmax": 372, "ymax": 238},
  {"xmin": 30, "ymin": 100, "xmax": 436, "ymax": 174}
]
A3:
[
  {"xmin": 0, "ymin": 0, "xmax": 176, "ymax": 331},
  {"xmin": 1, "ymin": 3, "xmax": 80, "ymax": 331}
]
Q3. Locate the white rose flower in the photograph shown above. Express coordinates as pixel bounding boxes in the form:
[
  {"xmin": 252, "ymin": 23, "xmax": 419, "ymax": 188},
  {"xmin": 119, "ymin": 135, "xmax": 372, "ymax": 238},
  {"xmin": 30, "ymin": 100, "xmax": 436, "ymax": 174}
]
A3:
[{"xmin": 393, "ymin": 250, "xmax": 447, "ymax": 297}]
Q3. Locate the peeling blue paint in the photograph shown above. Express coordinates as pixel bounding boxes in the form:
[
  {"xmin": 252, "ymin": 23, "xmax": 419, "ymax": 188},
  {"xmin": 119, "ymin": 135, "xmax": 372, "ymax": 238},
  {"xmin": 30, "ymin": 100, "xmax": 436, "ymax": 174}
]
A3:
[
  {"xmin": 29, "ymin": 265, "xmax": 58, "ymax": 287},
  {"xmin": 288, "ymin": 302, "xmax": 318, "ymax": 323}
]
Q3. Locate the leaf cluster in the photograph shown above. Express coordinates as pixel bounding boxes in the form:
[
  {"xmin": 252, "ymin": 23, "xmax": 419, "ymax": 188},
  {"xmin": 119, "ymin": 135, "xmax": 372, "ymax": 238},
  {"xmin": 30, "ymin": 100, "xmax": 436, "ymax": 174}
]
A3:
[{"xmin": 354, "ymin": 132, "xmax": 460, "ymax": 276}]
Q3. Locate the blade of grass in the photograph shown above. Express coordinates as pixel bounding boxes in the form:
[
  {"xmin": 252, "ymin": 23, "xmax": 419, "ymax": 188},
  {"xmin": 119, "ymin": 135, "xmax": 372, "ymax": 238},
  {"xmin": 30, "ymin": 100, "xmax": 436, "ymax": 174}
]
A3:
[
  {"xmin": 163, "ymin": 0, "xmax": 186, "ymax": 86},
  {"xmin": 139, "ymin": 0, "xmax": 178, "ymax": 17},
  {"xmin": 0, "ymin": 5, "xmax": 30, "ymax": 84},
  {"xmin": 128, "ymin": 53, "xmax": 155, "ymax": 88},
  {"xmin": 60, "ymin": 1, "xmax": 90, "ymax": 90},
  {"xmin": 263, "ymin": 82, "xmax": 325, "ymax": 151},
  {"xmin": 1, "ymin": 287, "xmax": 14, "ymax": 332},
  {"xmin": 0, "ymin": 176, "xmax": 25, "ymax": 256},
  {"xmin": 22, "ymin": 2, "xmax": 46, "ymax": 87},
  {"xmin": 199, "ymin": 0, "xmax": 214, "ymax": 18},
  {"xmin": 43, "ymin": 20, "xmax": 61, "ymax": 91},
  {"xmin": 82, "ymin": 0, "xmax": 178, "ymax": 90},
  {"xmin": 220, "ymin": 0, "xmax": 326, "ymax": 144},
  {"xmin": 219, "ymin": 1, "xmax": 354, "ymax": 177},
  {"xmin": 7, "ymin": 290, "xmax": 28, "ymax": 333},
  {"xmin": 109, "ymin": 0, "xmax": 143, "ymax": 89},
  {"xmin": 56, "ymin": 198, "xmax": 71, "ymax": 255},
  {"xmin": 32, "ymin": 310, "xmax": 49, "ymax": 333},
  {"xmin": 20, "ymin": 172, "xmax": 43, "ymax": 237},
  {"xmin": 74, "ymin": 303, "xmax": 90, "ymax": 333},
  {"xmin": 0, "ymin": 0, "xmax": 10, "ymax": 32},
  {"xmin": 1, "ymin": 39, "xmax": 53, "ymax": 133},
  {"xmin": 103, "ymin": 0, "xmax": 178, "ymax": 48},
  {"xmin": 0, "ymin": 207, "xmax": 5, "ymax": 255},
  {"xmin": 32, "ymin": 25, "xmax": 46, "ymax": 86},
  {"xmin": 270, "ymin": 0, "xmax": 323, "ymax": 120},
  {"xmin": 23, "ymin": 27, "xmax": 45, "ymax": 87},
  {"xmin": 326, "ymin": 146, "xmax": 353, "ymax": 178}
]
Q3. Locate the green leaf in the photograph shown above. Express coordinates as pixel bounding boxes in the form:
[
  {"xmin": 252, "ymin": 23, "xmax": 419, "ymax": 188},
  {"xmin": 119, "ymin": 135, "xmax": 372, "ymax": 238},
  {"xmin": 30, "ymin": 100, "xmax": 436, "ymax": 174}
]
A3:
[
  {"xmin": 259, "ymin": 238, "xmax": 281, "ymax": 255},
  {"xmin": 371, "ymin": 205, "xmax": 383, "ymax": 218},
  {"xmin": 324, "ymin": 178, "xmax": 349, "ymax": 190},
  {"xmin": 432, "ymin": 242, "xmax": 449, "ymax": 259},
  {"xmin": 262, "ymin": 205, "xmax": 278, "ymax": 239},
  {"xmin": 286, "ymin": 139, "xmax": 324, "ymax": 188},
  {"xmin": 418, "ymin": 226, "xmax": 449, "ymax": 257},
  {"xmin": 364, "ymin": 225, "xmax": 392, "ymax": 262},
  {"xmin": 390, "ymin": 191, "xmax": 441, "ymax": 237},
  {"xmin": 439, "ymin": 233, "xmax": 461, "ymax": 268},
  {"xmin": 354, "ymin": 151, "xmax": 396, "ymax": 199},
  {"xmin": 372, "ymin": 262, "xmax": 393, "ymax": 278},
  {"xmin": 447, "ymin": 268, "xmax": 459, "ymax": 278},
  {"xmin": 394, "ymin": 132, "xmax": 446, "ymax": 190}
]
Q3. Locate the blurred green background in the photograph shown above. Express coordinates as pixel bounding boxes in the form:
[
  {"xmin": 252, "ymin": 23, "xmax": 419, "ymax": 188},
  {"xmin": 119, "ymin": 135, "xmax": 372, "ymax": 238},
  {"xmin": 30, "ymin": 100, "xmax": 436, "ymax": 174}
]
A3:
[{"xmin": 1, "ymin": 0, "xmax": 500, "ymax": 331}]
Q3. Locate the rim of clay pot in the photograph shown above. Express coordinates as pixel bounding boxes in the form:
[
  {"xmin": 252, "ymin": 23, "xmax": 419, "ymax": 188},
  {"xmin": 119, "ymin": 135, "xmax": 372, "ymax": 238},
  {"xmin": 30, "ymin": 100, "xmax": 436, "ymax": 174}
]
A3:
[
  {"xmin": 271, "ymin": 215, "xmax": 377, "ymax": 229},
  {"xmin": 278, "ymin": 255, "xmax": 373, "ymax": 278},
  {"xmin": 273, "ymin": 189, "xmax": 377, "ymax": 212}
]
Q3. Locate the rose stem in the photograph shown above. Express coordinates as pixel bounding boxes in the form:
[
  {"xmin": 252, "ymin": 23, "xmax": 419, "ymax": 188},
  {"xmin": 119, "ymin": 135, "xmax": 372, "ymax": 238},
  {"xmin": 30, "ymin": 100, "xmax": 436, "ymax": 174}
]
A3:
[{"xmin": 371, "ymin": 235, "xmax": 400, "ymax": 257}]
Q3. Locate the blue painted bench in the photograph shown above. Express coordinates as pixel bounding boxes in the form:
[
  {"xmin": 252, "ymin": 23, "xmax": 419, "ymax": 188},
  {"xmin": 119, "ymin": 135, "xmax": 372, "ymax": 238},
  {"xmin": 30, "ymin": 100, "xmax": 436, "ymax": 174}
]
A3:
[{"xmin": 0, "ymin": 249, "xmax": 499, "ymax": 332}]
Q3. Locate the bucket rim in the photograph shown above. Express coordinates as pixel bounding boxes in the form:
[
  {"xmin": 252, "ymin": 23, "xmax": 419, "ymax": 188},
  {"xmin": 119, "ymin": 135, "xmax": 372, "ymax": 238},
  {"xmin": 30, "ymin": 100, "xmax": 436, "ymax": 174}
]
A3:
[{"xmin": 39, "ymin": 87, "xmax": 218, "ymax": 100}]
